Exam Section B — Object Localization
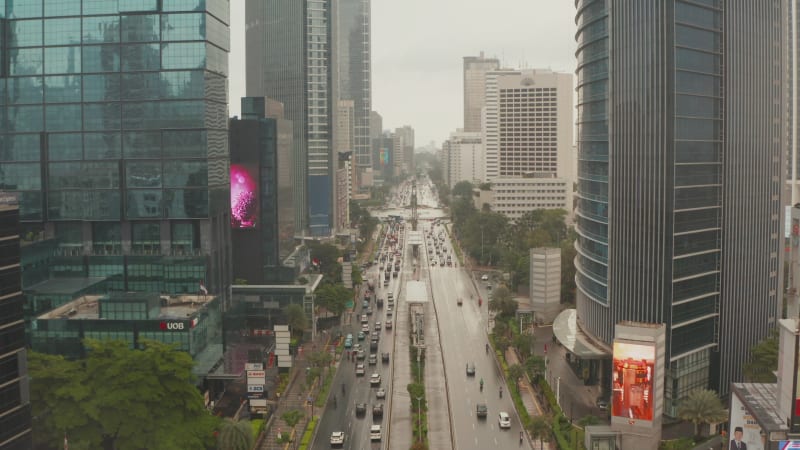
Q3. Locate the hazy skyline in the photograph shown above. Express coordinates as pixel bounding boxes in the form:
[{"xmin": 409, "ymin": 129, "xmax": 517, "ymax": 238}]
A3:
[{"xmin": 229, "ymin": 1, "xmax": 577, "ymax": 147}]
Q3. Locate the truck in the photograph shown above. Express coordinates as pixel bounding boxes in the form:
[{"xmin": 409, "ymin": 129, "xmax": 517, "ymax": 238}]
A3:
[{"xmin": 367, "ymin": 279, "xmax": 375, "ymax": 292}]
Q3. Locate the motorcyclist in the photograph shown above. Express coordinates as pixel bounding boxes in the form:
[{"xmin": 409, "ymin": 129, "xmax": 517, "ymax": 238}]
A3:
[
  {"xmin": 479, "ymin": 378, "xmax": 484, "ymax": 392},
  {"xmin": 341, "ymin": 383, "xmax": 345, "ymax": 395},
  {"xmin": 485, "ymin": 343, "xmax": 489, "ymax": 354},
  {"xmin": 499, "ymin": 385, "xmax": 503, "ymax": 398}
]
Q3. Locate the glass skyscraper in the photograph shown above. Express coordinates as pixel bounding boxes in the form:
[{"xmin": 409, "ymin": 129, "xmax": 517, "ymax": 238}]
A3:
[
  {"xmin": 574, "ymin": 0, "xmax": 783, "ymax": 415},
  {"xmin": 246, "ymin": 0, "xmax": 337, "ymax": 237},
  {"xmin": 0, "ymin": 0, "xmax": 231, "ymax": 299}
]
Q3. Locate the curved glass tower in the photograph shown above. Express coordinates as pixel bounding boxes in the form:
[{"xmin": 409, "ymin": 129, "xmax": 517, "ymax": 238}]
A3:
[{"xmin": 574, "ymin": 0, "xmax": 784, "ymax": 415}]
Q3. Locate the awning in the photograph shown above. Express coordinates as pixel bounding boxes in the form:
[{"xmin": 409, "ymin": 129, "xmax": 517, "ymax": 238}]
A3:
[{"xmin": 552, "ymin": 309, "xmax": 609, "ymax": 359}]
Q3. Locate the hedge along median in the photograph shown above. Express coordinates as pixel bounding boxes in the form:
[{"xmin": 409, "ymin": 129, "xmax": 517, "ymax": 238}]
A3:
[{"xmin": 409, "ymin": 343, "xmax": 429, "ymax": 449}]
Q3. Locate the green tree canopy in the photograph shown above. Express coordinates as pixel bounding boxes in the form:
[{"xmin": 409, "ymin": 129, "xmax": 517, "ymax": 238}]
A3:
[
  {"xmin": 217, "ymin": 418, "xmax": 254, "ymax": 450},
  {"xmin": 306, "ymin": 241, "xmax": 342, "ymax": 281},
  {"xmin": 285, "ymin": 303, "xmax": 308, "ymax": 338},
  {"xmin": 489, "ymin": 286, "xmax": 518, "ymax": 318},
  {"xmin": 30, "ymin": 340, "xmax": 219, "ymax": 450},
  {"xmin": 676, "ymin": 389, "xmax": 728, "ymax": 440},
  {"xmin": 451, "ymin": 180, "xmax": 474, "ymax": 199},
  {"xmin": 527, "ymin": 415, "xmax": 551, "ymax": 448},
  {"xmin": 743, "ymin": 328, "xmax": 779, "ymax": 382},
  {"xmin": 315, "ymin": 283, "xmax": 353, "ymax": 316}
]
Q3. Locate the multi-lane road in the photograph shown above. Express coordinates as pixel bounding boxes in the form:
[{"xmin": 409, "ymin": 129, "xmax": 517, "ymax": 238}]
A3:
[{"xmin": 313, "ymin": 177, "xmax": 534, "ymax": 449}]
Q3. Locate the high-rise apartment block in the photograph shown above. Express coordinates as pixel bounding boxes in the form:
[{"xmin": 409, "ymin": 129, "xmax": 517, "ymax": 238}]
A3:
[
  {"xmin": 572, "ymin": 0, "xmax": 784, "ymax": 416},
  {"xmin": 394, "ymin": 125, "xmax": 414, "ymax": 177},
  {"xmin": 246, "ymin": 0, "xmax": 338, "ymax": 237},
  {"xmin": 338, "ymin": 0, "xmax": 371, "ymax": 189},
  {"xmin": 441, "ymin": 130, "xmax": 483, "ymax": 188},
  {"xmin": 0, "ymin": 194, "xmax": 31, "ymax": 450},
  {"xmin": 463, "ymin": 52, "xmax": 499, "ymax": 132},
  {"xmin": 530, "ymin": 248, "xmax": 561, "ymax": 325},
  {"xmin": 0, "ymin": 0, "xmax": 232, "ymax": 299}
]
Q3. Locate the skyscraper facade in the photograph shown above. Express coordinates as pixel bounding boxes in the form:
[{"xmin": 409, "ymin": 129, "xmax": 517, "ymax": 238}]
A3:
[
  {"xmin": 338, "ymin": 0, "xmax": 371, "ymax": 189},
  {"xmin": 463, "ymin": 52, "xmax": 499, "ymax": 132},
  {"xmin": 574, "ymin": 0, "xmax": 784, "ymax": 415},
  {"xmin": 0, "ymin": 194, "xmax": 31, "ymax": 450},
  {"xmin": 246, "ymin": 0, "xmax": 338, "ymax": 237},
  {"xmin": 0, "ymin": 0, "xmax": 232, "ymax": 298}
]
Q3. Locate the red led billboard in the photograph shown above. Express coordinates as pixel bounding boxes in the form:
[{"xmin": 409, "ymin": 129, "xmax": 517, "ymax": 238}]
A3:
[
  {"xmin": 230, "ymin": 164, "xmax": 259, "ymax": 229},
  {"xmin": 611, "ymin": 341, "xmax": 655, "ymax": 422}
]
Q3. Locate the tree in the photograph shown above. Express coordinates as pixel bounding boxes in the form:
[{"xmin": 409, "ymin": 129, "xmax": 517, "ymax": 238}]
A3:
[
  {"xmin": 280, "ymin": 410, "xmax": 304, "ymax": 442},
  {"xmin": 489, "ymin": 286, "xmax": 518, "ymax": 318},
  {"xmin": 30, "ymin": 340, "xmax": 219, "ymax": 450},
  {"xmin": 514, "ymin": 333, "xmax": 535, "ymax": 359},
  {"xmin": 527, "ymin": 415, "xmax": 551, "ymax": 448},
  {"xmin": 451, "ymin": 180, "xmax": 474, "ymax": 199},
  {"xmin": 315, "ymin": 284, "xmax": 353, "ymax": 316},
  {"xmin": 306, "ymin": 242, "xmax": 342, "ymax": 281},
  {"xmin": 524, "ymin": 355, "xmax": 546, "ymax": 382},
  {"xmin": 284, "ymin": 304, "xmax": 308, "ymax": 338},
  {"xmin": 507, "ymin": 364, "xmax": 525, "ymax": 387},
  {"xmin": 217, "ymin": 418, "xmax": 254, "ymax": 450},
  {"xmin": 676, "ymin": 389, "xmax": 728, "ymax": 441},
  {"xmin": 743, "ymin": 328, "xmax": 779, "ymax": 382}
]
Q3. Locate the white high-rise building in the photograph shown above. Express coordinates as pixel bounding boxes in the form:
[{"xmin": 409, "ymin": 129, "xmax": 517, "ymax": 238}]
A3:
[
  {"xmin": 441, "ymin": 131, "xmax": 484, "ymax": 188},
  {"xmin": 483, "ymin": 69, "xmax": 573, "ymax": 182},
  {"xmin": 464, "ymin": 52, "xmax": 500, "ymax": 132}
]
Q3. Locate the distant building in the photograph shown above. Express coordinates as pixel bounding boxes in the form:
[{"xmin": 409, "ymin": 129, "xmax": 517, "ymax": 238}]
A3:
[
  {"xmin": 0, "ymin": 194, "xmax": 32, "ymax": 449},
  {"xmin": 335, "ymin": 152, "xmax": 353, "ymax": 233},
  {"xmin": 394, "ymin": 126, "xmax": 415, "ymax": 176},
  {"xmin": 370, "ymin": 111, "xmax": 383, "ymax": 140},
  {"xmin": 372, "ymin": 132, "xmax": 394, "ymax": 185},
  {"xmin": 442, "ymin": 130, "xmax": 483, "ymax": 188},
  {"xmin": 530, "ymin": 248, "xmax": 561, "ymax": 324},
  {"xmin": 484, "ymin": 177, "xmax": 571, "ymax": 220},
  {"xmin": 463, "ymin": 52, "xmax": 500, "ymax": 132}
]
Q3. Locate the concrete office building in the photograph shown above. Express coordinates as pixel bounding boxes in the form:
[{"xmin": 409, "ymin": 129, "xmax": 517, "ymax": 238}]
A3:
[
  {"xmin": 485, "ymin": 177, "xmax": 571, "ymax": 220},
  {"xmin": 335, "ymin": 152, "xmax": 352, "ymax": 233},
  {"xmin": 370, "ymin": 110, "xmax": 383, "ymax": 140},
  {"xmin": 530, "ymin": 247, "xmax": 561, "ymax": 324},
  {"xmin": 483, "ymin": 69, "xmax": 573, "ymax": 183},
  {"xmin": 441, "ymin": 130, "xmax": 484, "ymax": 188},
  {"xmin": 337, "ymin": 0, "xmax": 372, "ymax": 188},
  {"xmin": 246, "ymin": 0, "xmax": 338, "ymax": 237},
  {"xmin": 394, "ymin": 125, "xmax": 415, "ymax": 177},
  {"xmin": 463, "ymin": 52, "xmax": 500, "ymax": 132},
  {"xmin": 571, "ymin": 0, "xmax": 784, "ymax": 416},
  {"xmin": 0, "ymin": 194, "xmax": 31, "ymax": 450},
  {"xmin": 0, "ymin": 1, "xmax": 232, "ymax": 300}
]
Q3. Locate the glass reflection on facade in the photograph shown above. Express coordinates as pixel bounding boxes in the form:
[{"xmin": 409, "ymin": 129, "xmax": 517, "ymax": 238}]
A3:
[
  {"xmin": 0, "ymin": 0, "xmax": 232, "ymax": 299},
  {"xmin": 575, "ymin": 0, "xmax": 783, "ymax": 416}
]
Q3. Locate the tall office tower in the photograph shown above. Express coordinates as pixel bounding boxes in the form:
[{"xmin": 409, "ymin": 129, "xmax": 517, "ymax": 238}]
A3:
[
  {"xmin": 0, "ymin": 194, "xmax": 31, "ymax": 450},
  {"xmin": 463, "ymin": 52, "xmax": 500, "ymax": 132},
  {"xmin": 441, "ymin": 130, "xmax": 483, "ymax": 188},
  {"xmin": 0, "ymin": 1, "xmax": 232, "ymax": 299},
  {"xmin": 246, "ymin": 0, "xmax": 338, "ymax": 237},
  {"xmin": 370, "ymin": 110, "xmax": 383, "ymax": 140},
  {"xmin": 483, "ymin": 69, "xmax": 573, "ymax": 182},
  {"xmin": 338, "ymin": 0, "xmax": 371, "ymax": 189},
  {"xmin": 573, "ymin": 1, "xmax": 784, "ymax": 415},
  {"xmin": 394, "ymin": 125, "xmax": 415, "ymax": 175},
  {"xmin": 790, "ymin": 0, "xmax": 799, "ymax": 206}
]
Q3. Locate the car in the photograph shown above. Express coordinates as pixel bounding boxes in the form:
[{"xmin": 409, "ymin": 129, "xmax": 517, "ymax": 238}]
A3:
[
  {"xmin": 368, "ymin": 353, "xmax": 377, "ymax": 365},
  {"xmin": 596, "ymin": 398, "xmax": 609, "ymax": 410},
  {"xmin": 355, "ymin": 363, "xmax": 365, "ymax": 376},
  {"xmin": 392, "ymin": 271, "xmax": 398, "ymax": 278},
  {"xmin": 361, "ymin": 314, "xmax": 368, "ymax": 324},
  {"xmin": 357, "ymin": 331, "xmax": 366, "ymax": 341},
  {"xmin": 370, "ymin": 373, "xmax": 381, "ymax": 386},
  {"xmin": 370, "ymin": 425, "xmax": 382, "ymax": 441},
  {"xmin": 362, "ymin": 300, "xmax": 369, "ymax": 308},
  {"xmin": 383, "ymin": 279, "xmax": 389, "ymax": 287},
  {"xmin": 355, "ymin": 402, "xmax": 367, "ymax": 416},
  {"xmin": 498, "ymin": 412, "xmax": 511, "ymax": 429},
  {"xmin": 346, "ymin": 333, "xmax": 353, "ymax": 341},
  {"xmin": 361, "ymin": 324, "xmax": 370, "ymax": 333},
  {"xmin": 481, "ymin": 274, "xmax": 489, "ymax": 281},
  {"xmin": 365, "ymin": 307, "xmax": 373, "ymax": 316},
  {"xmin": 330, "ymin": 431, "xmax": 344, "ymax": 446},
  {"xmin": 381, "ymin": 352, "xmax": 390, "ymax": 363},
  {"xmin": 476, "ymin": 403, "xmax": 488, "ymax": 418},
  {"xmin": 374, "ymin": 321, "xmax": 382, "ymax": 330},
  {"xmin": 370, "ymin": 339, "xmax": 379, "ymax": 351},
  {"xmin": 344, "ymin": 339, "xmax": 352, "ymax": 349},
  {"xmin": 372, "ymin": 403, "xmax": 384, "ymax": 418},
  {"xmin": 376, "ymin": 298, "xmax": 384, "ymax": 308},
  {"xmin": 486, "ymin": 283, "xmax": 492, "ymax": 290},
  {"xmin": 457, "ymin": 297, "xmax": 462, "ymax": 306},
  {"xmin": 387, "ymin": 293, "xmax": 394, "ymax": 302},
  {"xmin": 430, "ymin": 260, "xmax": 437, "ymax": 266},
  {"xmin": 371, "ymin": 331, "xmax": 380, "ymax": 340},
  {"xmin": 356, "ymin": 350, "xmax": 366, "ymax": 360},
  {"xmin": 466, "ymin": 363, "xmax": 476, "ymax": 376},
  {"xmin": 385, "ymin": 321, "xmax": 393, "ymax": 330},
  {"xmin": 376, "ymin": 387, "xmax": 386, "ymax": 399}
]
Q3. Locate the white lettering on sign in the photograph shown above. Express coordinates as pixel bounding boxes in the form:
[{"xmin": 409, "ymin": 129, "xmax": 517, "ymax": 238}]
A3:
[
  {"xmin": 247, "ymin": 370, "xmax": 266, "ymax": 378},
  {"xmin": 167, "ymin": 322, "xmax": 184, "ymax": 330}
]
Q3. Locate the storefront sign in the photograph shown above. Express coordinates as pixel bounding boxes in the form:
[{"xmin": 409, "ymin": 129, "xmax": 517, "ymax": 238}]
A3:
[
  {"xmin": 160, "ymin": 321, "xmax": 187, "ymax": 331},
  {"xmin": 245, "ymin": 363, "xmax": 263, "ymax": 371},
  {"xmin": 247, "ymin": 384, "xmax": 264, "ymax": 393}
]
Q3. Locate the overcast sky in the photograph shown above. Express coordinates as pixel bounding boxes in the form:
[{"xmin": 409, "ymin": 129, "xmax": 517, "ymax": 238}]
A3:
[{"xmin": 229, "ymin": 1, "xmax": 577, "ymax": 147}]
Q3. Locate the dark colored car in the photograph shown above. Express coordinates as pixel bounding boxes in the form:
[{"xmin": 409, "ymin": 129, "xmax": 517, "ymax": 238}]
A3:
[
  {"xmin": 381, "ymin": 352, "xmax": 390, "ymax": 363},
  {"xmin": 373, "ymin": 403, "xmax": 384, "ymax": 418},
  {"xmin": 355, "ymin": 403, "xmax": 367, "ymax": 416},
  {"xmin": 476, "ymin": 403, "xmax": 488, "ymax": 418}
]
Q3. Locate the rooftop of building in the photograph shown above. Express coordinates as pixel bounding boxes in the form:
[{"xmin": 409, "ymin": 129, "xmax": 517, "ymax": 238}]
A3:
[
  {"xmin": 731, "ymin": 383, "xmax": 790, "ymax": 434},
  {"xmin": 25, "ymin": 277, "xmax": 106, "ymax": 296},
  {"xmin": 37, "ymin": 293, "xmax": 216, "ymax": 321}
]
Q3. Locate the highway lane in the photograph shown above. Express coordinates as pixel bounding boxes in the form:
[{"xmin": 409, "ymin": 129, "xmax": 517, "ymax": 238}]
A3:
[
  {"xmin": 424, "ymin": 219, "xmax": 534, "ymax": 449},
  {"xmin": 311, "ymin": 221, "xmax": 409, "ymax": 450}
]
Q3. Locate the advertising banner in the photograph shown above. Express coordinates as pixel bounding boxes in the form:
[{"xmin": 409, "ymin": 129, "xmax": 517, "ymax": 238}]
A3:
[
  {"xmin": 611, "ymin": 341, "xmax": 655, "ymax": 422},
  {"xmin": 729, "ymin": 391, "xmax": 765, "ymax": 450},
  {"xmin": 779, "ymin": 442, "xmax": 800, "ymax": 449},
  {"xmin": 245, "ymin": 363, "xmax": 263, "ymax": 371},
  {"xmin": 231, "ymin": 164, "xmax": 259, "ymax": 229},
  {"xmin": 247, "ymin": 384, "xmax": 264, "ymax": 393}
]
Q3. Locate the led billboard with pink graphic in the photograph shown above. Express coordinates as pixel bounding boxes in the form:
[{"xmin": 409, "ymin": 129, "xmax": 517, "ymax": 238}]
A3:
[{"xmin": 231, "ymin": 164, "xmax": 259, "ymax": 229}]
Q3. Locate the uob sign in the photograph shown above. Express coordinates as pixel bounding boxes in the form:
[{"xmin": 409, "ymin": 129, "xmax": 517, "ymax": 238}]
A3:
[{"xmin": 160, "ymin": 321, "xmax": 185, "ymax": 331}]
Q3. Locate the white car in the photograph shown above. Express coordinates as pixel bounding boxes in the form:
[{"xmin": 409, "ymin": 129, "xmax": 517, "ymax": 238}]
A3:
[
  {"xmin": 370, "ymin": 373, "xmax": 381, "ymax": 386},
  {"xmin": 370, "ymin": 425, "xmax": 382, "ymax": 441},
  {"xmin": 498, "ymin": 412, "xmax": 511, "ymax": 429},
  {"xmin": 330, "ymin": 431, "xmax": 344, "ymax": 446},
  {"xmin": 355, "ymin": 364, "xmax": 365, "ymax": 376},
  {"xmin": 376, "ymin": 387, "xmax": 386, "ymax": 399},
  {"xmin": 481, "ymin": 274, "xmax": 489, "ymax": 281}
]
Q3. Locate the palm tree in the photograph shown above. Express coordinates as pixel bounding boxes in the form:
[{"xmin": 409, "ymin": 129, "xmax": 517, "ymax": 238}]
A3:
[
  {"xmin": 217, "ymin": 418, "xmax": 253, "ymax": 450},
  {"xmin": 676, "ymin": 389, "xmax": 728, "ymax": 440}
]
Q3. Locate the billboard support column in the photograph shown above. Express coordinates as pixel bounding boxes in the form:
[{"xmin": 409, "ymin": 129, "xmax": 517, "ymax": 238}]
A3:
[{"xmin": 610, "ymin": 321, "xmax": 666, "ymax": 450}]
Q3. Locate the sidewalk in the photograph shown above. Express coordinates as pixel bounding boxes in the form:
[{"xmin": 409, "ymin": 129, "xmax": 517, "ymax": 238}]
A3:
[
  {"xmin": 258, "ymin": 332, "xmax": 335, "ymax": 450},
  {"xmin": 505, "ymin": 348, "xmax": 553, "ymax": 450}
]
